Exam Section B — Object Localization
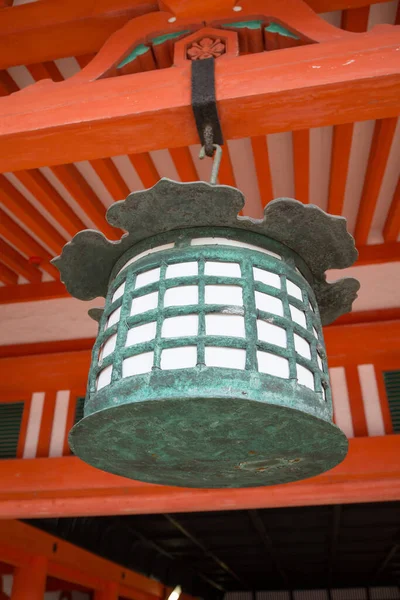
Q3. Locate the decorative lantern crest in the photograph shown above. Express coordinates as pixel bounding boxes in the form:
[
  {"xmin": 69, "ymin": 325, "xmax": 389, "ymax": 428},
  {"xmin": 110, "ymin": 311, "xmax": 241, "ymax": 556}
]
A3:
[{"xmin": 54, "ymin": 177, "xmax": 359, "ymax": 488}]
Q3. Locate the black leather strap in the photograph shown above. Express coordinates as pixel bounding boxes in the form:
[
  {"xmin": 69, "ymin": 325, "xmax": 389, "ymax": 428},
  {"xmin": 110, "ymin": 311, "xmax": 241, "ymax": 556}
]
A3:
[{"xmin": 191, "ymin": 58, "xmax": 224, "ymax": 156}]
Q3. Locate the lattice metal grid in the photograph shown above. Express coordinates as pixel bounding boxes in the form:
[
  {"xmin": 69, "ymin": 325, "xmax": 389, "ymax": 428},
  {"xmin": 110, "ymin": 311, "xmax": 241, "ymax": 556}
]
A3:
[{"xmin": 87, "ymin": 228, "xmax": 330, "ymax": 412}]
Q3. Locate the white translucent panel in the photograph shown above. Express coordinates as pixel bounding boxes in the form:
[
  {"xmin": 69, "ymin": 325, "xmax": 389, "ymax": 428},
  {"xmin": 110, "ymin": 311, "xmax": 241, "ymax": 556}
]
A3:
[
  {"xmin": 205, "ymin": 261, "xmax": 241, "ymax": 278},
  {"xmin": 253, "ymin": 267, "xmax": 281, "ymax": 289},
  {"xmin": 296, "ymin": 363, "xmax": 315, "ymax": 390},
  {"xmin": 294, "ymin": 333, "xmax": 311, "ymax": 360},
  {"xmin": 205, "ymin": 347, "xmax": 246, "ymax": 370},
  {"xmin": 257, "ymin": 320, "xmax": 287, "ymax": 348},
  {"xmin": 161, "ymin": 346, "xmax": 197, "ymax": 370},
  {"xmin": 106, "ymin": 306, "xmax": 121, "ymax": 328},
  {"xmin": 112, "ymin": 281, "xmax": 125, "ymax": 303},
  {"xmin": 190, "ymin": 237, "xmax": 281, "ymax": 259},
  {"xmin": 313, "ymin": 326, "xmax": 319, "ymax": 339},
  {"xmin": 166, "ymin": 262, "xmax": 198, "ymax": 279},
  {"xmin": 290, "ymin": 305, "xmax": 307, "ymax": 328},
  {"xmin": 135, "ymin": 267, "xmax": 160, "ymax": 289},
  {"xmin": 117, "ymin": 243, "xmax": 175, "ymax": 275},
  {"xmin": 205, "ymin": 314, "xmax": 245, "ymax": 338},
  {"xmin": 126, "ymin": 321, "xmax": 157, "ymax": 346},
  {"xmin": 205, "ymin": 285, "xmax": 243, "ymax": 306},
  {"xmin": 317, "ymin": 353, "xmax": 323, "ymax": 370},
  {"xmin": 309, "ymin": 300, "xmax": 315, "ymax": 312},
  {"xmin": 123, "ymin": 352, "xmax": 154, "ymax": 377},
  {"xmin": 162, "ymin": 314, "xmax": 198, "ymax": 338},
  {"xmin": 131, "ymin": 291, "xmax": 159, "ymax": 316},
  {"xmin": 255, "ymin": 291, "xmax": 283, "ymax": 316},
  {"xmin": 287, "ymin": 280, "xmax": 303, "ymax": 301},
  {"xmin": 97, "ymin": 365, "xmax": 113, "ymax": 390},
  {"xmin": 100, "ymin": 333, "xmax": 117, "ymax": 360},
  {"xmin": 257, "ymin": 351, "xmax": 289, "ymax": 378},
  {"xmin": 164, "ymin": 285, "xmax": 198, "ymax": 307}
]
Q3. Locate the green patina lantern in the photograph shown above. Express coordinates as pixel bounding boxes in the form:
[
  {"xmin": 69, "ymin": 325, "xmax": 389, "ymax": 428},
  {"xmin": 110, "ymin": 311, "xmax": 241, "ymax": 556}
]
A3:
[{"xmin": 54, "ymin": 174, "xmax": 359, "ymax": 488}]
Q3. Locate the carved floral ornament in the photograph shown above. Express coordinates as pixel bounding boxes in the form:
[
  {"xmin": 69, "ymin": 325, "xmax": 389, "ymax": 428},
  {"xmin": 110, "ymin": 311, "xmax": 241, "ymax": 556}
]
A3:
[{"xmin": 186, "ymin": 37, "xmax": 227, "ymax": 60}]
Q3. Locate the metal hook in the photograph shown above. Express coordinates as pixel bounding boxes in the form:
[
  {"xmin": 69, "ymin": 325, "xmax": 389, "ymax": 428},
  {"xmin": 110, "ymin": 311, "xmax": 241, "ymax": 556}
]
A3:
[{"xmin": 199, "ymin": 144, "xmax": 223, "ymax": 185}]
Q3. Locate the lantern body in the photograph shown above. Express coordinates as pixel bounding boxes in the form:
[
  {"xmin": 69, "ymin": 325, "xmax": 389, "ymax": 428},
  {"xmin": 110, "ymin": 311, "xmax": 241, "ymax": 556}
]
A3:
[{"xmin": 70, "ymin": 227, "xmax": 347, "ymax": 488}]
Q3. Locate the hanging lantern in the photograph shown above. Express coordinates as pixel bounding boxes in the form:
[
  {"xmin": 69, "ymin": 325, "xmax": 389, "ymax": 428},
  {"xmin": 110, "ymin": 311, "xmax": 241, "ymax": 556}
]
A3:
[{"xmin": 54, "ymin": 164, "xmax": 359, "ymax": 489}]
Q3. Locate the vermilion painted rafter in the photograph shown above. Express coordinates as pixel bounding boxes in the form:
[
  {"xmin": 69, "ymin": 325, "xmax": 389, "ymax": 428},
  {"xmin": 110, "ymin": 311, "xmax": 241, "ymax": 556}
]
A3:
[
  {"xmin": 0, "ymin": 239, "xmax": 41, "ymax": 284},
  {"xmin": 218, "ymin": 145, "xmax": 236, "ymax": 187},
  {"xmin": 292, "ymin": 129, "xmax": 310, "ymax": 204},
  {"xmin": 169, "ymin": 147, "xmax": 198, "ymax": 182},
  {"xmin": 383, "ymin": 177, "xmax": 400, "ymax": 242},
  {"xmin": 341, "ymin": 5, "xmax": 370, "ymax": 32},
  {"xmin": 0, "ymin": 28, "xmax": 399, "ymax": 171},
  {"xmin": 14, "ymin": 169, "xmax": 86, "ymax": 237},
  {"xmin": 27, "ymin": 62, "xmax": 64, "ymax": 83},
  {"xmin": 0, "ymin": 208, "xmax": 60, "ymax": 280},
  {"xmin": 0, "ymin": 263, "xmax": 18, "ymax": 286},
  {"xmin": 328, "ymin": 122, "xmax": 354, "ymax": 215},
  {"xmin": 354, "ymin": 117, "xmax": 397, "ymax": 246},
  {"xmin": 0, "ymin": 436, "xmax": 398, "ymax": 518},
  {"xmin": 129, "ymin": 153, "xmax": 160, "ymax": 187},
  {"xmin": 251, "ymin": 136, "xmax": 273, "ymax": 207},
  {"xmin": 0, "ymin": 70, "xmax": 18, "ymax": 96},
  {"xmin": 0, "ymin": 176, "xmax": 66, "ymax": 254},
  {"xmin": 50, "ymin": 164, "xmax": 121, "ymax": 240},
  {"xmin": 90, "ymin": 157, "xmax": 131, "ymax": 201}
]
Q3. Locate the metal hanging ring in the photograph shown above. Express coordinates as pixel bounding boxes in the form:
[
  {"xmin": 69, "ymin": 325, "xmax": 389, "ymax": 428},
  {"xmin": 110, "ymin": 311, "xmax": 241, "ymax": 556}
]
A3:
[{"xmin": 199, "ymin": 144, "xmax": 223, "ymax": 185}]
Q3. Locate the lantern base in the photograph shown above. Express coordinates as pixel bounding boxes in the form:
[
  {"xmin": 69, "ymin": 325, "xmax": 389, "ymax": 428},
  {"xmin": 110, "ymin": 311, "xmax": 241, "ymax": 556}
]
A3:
[{"xmin": 69, "ymin": 397, "xmax": 347, "ymax": 488}]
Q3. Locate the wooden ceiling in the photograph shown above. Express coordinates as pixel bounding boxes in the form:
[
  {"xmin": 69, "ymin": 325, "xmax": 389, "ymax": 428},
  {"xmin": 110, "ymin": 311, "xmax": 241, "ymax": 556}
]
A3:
[{"xmin": 0, "ymin": 0, "xmax": 399, "ymax": 333}]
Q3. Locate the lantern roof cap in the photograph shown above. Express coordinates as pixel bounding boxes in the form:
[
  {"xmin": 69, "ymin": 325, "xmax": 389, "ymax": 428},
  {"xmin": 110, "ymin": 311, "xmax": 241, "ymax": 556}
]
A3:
[{"xmin": 52, "ymin": 178, "xmax": 359, "ymax": 324}]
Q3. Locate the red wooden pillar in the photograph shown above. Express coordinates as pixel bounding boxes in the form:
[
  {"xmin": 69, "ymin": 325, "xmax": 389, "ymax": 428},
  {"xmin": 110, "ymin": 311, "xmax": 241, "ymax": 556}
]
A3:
[
  {"xmin": 11, "ymin": 555, "xmax": 47, "ymax": 600},
  {"xmin": 95, "ymin": 582, "xmax": 119, "ymax": 600}
]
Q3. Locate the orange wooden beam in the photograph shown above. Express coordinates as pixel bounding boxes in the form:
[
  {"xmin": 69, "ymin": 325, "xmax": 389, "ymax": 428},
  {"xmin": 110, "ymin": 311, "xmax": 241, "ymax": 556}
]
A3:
[
  {"xmin": 0, "ymin": 436, "xmax": 398, "ymax": 518},
  {"xmin": 12, "ymin": 556, "xmax": 48, "ymax": 600},
  {"xmin": 354, "ymin": 117, "xmax": 398, "ymax": 246},
  {"xmin": 355, "ymin": 241, "xmax": 400, "ymax": 265},
  {"xmin": 0, "ymin": 0, "xmax": 390, "ymax": 69},
  {"xmin": 0, "ymin": 239, "xmax": 42, "ymax": 284},
  {"xmin": 383, "ymin": 176, "xmax": 400, "ymax": 243},
  {"xmin": 0, "ymin": 208, "xmax": 60, "ymax": 280},
  {"xmin": 327, "ymin": 7, "xmax": 368, "ymax": 216},
  {"xmin": 0, "ymin": 176, "xmax": 67, "ymax": 254},
  {"xmin": 0, "ymin": 29, "xmax": 399, "ymax": 171},
  {"xmin": 292, "ymin": 129, "xmax": 310, "ymax": 204},
  {"xmin": 0, "ymin": 0, "xmax": 158, "ymax": 70},
  {"xmin": 0, "ymin": 281, "xmax": 69, "ymax": 305},
  {"xmin": 0, "ymin": 263, "xmax": 18, "ymax": 286},
  {"xmin": 26, "ymin": 61, "xmax": 131, "ymax": 204},
  {"xmin": 0, "ymin": 520, "xmax": 163, "ymax": 600}
]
